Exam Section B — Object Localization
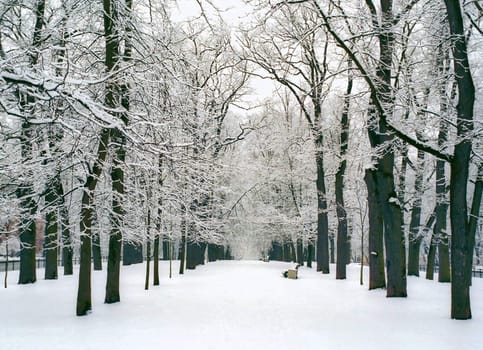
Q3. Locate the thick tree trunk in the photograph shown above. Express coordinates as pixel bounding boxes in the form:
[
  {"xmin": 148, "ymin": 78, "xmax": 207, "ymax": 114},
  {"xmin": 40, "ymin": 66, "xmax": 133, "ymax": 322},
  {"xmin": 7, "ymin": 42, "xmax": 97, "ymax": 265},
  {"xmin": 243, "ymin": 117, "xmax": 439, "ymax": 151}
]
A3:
[
  {"xmin": 444, "ymin": 0, "xmax": 475, "ymax": 320},
  {"xmin": 17, "ymin": 0, "xmax": 46, "ymax": 284},
  {"xmin": 18, "ymin": 205, "xmax": 37, "ymax": 284},
  {"xmin": 44, "ymin": 209, "xmax": 58, "ymax": 280},
  {"xmin": 315, "ymin": 149, "xmax": 330, "ymax": 273},
  {"xmin": 366, "ymin": 0, "xmax": 406, "ymax": 298},
  {"xmin": 364, "ymin": 169, "xmax": 386, "ymax": 290}
]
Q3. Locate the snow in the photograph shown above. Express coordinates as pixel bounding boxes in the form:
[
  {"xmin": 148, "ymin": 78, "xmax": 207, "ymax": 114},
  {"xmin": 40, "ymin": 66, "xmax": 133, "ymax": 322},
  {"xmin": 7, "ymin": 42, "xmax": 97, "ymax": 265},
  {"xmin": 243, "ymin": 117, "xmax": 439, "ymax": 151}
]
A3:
[{"xmin": 1, "ymin": 261, "xmax": 482, "ymax": 350}]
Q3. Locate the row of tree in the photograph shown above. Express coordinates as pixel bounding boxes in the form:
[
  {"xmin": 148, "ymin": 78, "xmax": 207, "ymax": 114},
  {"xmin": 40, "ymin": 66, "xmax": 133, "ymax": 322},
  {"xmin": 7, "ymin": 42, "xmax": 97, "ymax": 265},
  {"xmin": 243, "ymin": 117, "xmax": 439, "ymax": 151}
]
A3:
[{"xmin": 0, "ymin": 0, "xmax": 481, "ymax": 320}]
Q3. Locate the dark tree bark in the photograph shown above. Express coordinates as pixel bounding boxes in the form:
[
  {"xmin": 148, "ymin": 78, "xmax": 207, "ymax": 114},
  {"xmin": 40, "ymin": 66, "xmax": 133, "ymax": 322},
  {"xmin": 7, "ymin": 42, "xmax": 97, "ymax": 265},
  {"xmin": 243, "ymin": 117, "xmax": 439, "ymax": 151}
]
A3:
[
  {"xmin": 153, "ymin": 234, "xmax": 160, "ymax": 285},
  {"xmin": 17, "ymin": 0, "xmax": 46, "ymax": 285},
  {"xmin": 315, "ymin": 146, "xmax": 330, "ymax": 273},
  {"xmin": 186, "ymin": 241, "xmax": 205, "ymax": 270},
  {"xmin": 407, "ymin": 148, "xmax": 425, "ymax": 276},
  {"xmin": 92, "ymin": 231, "xmax": 102, "ymax": 271},
  {"xmin": 335, "ymin": 58, "xmax": 353, "ymax": 280},
  {"xmin": 44, "ymin": 178, "xmax": 59, "ymax": 280},
  {"xmin": 425, "ymin": 234, "xmax": 436, "ymax": 281},
  {"xmin": 365, "ymin": 169, "xmax": 386, "ymax": 290},
  {"xmin": 467, "ymin": 165, "xmax": 482, "ymax": 287},
  {"xmin": 444, "ymin": 0, "xmax": 476, "ymax": 320},
  {"xmin": 77, "ymin": 0, "xmax": 123, "ymax": 315},
  {"xmin": 153, "ymin": 154, "xmax": 163, "ymax": 285},
  {"xmin": 296, "ymin": 238, "xmax": 304, "ymax": 266},
  {"xmin": 122, "ymin": 242, "xmax": 143, "ymax": 265},
  {"xmin": 179, "ymin": 206, "xmax": 187, "ymax": 275},
  {"xmin": 208, "ymin": 244, "xmax": 219, "ymax": 262},
  {"xmin": 366, "ymin": 0, "xmax": 406, "ymax": 297},
  {"xmin": 61, "ymin": 204, "xmax": 73, "ymax": 276},
  {"xmin": 306, "ymin": 243, "xmax": 314, "ymax": 268},
  {"xmin": 145, "ymin": 209, "xmax": 151, "ymax": 290},
  {"xmin": 162, "ymin": 238, "xmax": 170, "ymax": 260},
  {"xmin": 269, "ymin": 241, "xmax": 283, "ymax": 261},
  {"xmin": 104, "ymin": 0, "xmax": 133, "ymax": 305}
]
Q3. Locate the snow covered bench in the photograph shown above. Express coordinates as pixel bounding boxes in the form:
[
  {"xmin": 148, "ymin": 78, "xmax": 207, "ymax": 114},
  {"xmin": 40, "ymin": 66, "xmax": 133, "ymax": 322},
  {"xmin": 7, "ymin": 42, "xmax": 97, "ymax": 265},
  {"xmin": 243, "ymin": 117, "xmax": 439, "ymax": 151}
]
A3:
[{"xmin": 282, "ymin": 264, "xmax": 300, "ymax": 279}]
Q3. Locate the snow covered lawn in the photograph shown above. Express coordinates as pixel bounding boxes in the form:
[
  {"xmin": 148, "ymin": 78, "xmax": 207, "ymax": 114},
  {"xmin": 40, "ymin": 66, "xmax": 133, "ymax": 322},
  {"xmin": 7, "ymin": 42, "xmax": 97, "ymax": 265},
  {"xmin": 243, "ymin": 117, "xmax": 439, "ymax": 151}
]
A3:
[{"xmin": 2, "ymin": 261, "xmax": 482, "ymax": 350}]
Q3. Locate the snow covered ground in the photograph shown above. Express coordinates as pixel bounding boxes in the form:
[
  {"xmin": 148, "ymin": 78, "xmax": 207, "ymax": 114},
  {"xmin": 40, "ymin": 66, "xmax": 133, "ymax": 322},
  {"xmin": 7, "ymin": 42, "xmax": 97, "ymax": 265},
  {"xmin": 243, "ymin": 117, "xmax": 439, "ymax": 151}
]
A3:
[{"xmin": 2, "ymin": 261, "xmax": 482, "ymax": 350}]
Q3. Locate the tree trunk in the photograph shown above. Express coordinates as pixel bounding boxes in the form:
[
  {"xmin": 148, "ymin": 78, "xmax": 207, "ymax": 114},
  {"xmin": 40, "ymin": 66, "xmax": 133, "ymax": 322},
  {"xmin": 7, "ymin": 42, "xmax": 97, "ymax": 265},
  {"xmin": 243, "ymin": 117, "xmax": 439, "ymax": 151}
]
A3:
[
  {"xmin": 162, "ymin": 237, "xmax": 170, "ymax": 261},
  {"xmin": 270, "ymin": 241, "xmax": 282, "ymax": 261},
  {"xmin": 335, "ymin": 159, "xmax": 348, "ymax": 276},
  {"xmin": 425, "ymin": 234, "xmax": 436, "ymax": 281},
  {"xmin": 296, "ymin": 238, "xmax": 304, "ymax": 266},
  {"xmin": 44, "ymin": 174, "xmax": 61, "ymax": 280},
  {"xmin": 61, "ymin": 204, "xmax": 73, "ymax": 276},
  {"xmin": 329, "ymin": 233, "xmax": 335, "ymax": 264},
  {"xmin": 444, "ymin": 0, "xmax": 475, "ymax": 320},
  {"xmin": 364, "ymin": 169, "xmax": 386, "ymax": 290},
  {"xmin": 467, "ymin": 165, "xmax": 482, "ymax": 287},
  {"xmin": 92, "ymin": 232, "xmax": 102, "ymax": 271},
  {"xmin": 145, "ymin": 209, "xmax": 151, "ymax": 290},
  {"xmin": 335, "ymin": 58, "xmax": 352, "ymax": 280},
  {"xmin": 315, "ymin": 148, "xmax": 330, "ymax": 273},
  {"xmin": 179, "ymin": 206, "xmax": 187, "ymax": 275},
  {"xmin": 153, "ymin": 234, "xmax": 160, "ymax": 285},
  {"xmin": 366, "ymin": 0, "xmax": 406, "ymax": 298},
  {"xmin": 407, "ymin": 149, "xmax": 425, "ymax": 276},
  {"xmin": 44, "ymin": 208, "xmax": 58, "ymax": 280},
  {"xmin": 17, "ymin": 0, "xmax": 46, "ymax": 284},
  {"xmin": 154, "ymin": 154, "xmax": 163, "ymax": 285},
  {"xmin": 208, "ymin": 243, "xmax": 218, "ymax": 262},
  {"xmin": 306, "ymin": 243, "xmax": 314, "ymax": 268}
]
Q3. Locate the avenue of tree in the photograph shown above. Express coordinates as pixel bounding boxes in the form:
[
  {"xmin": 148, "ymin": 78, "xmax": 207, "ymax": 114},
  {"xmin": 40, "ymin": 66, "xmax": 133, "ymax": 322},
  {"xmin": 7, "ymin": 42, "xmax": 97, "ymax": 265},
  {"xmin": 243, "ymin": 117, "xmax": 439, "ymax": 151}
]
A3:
[{"xmin": 0, "ymin": 0, "xmax": 481, "ymax": 320}]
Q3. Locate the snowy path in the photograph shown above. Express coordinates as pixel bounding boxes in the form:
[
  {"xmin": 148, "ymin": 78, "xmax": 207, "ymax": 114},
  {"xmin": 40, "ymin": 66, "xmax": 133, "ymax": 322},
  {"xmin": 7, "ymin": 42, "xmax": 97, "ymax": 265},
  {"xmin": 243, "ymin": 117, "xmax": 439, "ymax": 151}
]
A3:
[{"xmin": 1, "ymin": 261, "xmax": 482, "ymax": 350}]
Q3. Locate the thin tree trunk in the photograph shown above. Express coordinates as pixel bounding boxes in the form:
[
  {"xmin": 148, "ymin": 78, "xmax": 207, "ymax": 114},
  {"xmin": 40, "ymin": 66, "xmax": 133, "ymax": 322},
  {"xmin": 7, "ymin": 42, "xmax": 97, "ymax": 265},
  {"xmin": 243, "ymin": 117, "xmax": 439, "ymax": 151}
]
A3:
[
  {"xmin": 44, "ymin": 207, "xmax": 58, "ymax": 280},
  {"xmin": 92, "ymin": 231, "xmax": 102, "ymax": 271},
  {"xmin": 153, "ymin": 234, "xmax": 160, "ymax": 285},
  {"xmin": 4, "ymin": 238, "xmax": 8, "ymax": 288},
  {"xmin": 467, "ymin": 165, "xmax": 482, "ymax": 287},
  {"xmin": 296, "ymin": 238, "xmax": 304, "ymax": 266},
  {"xmin": 179, "ymin": 205, "xmax": 186, "ymax": 275},
  {"xmin": 145, "ymin": 209, "xmax": 151, "ymax": 290},
  {"xmin": 61, "ymin": 201, "xmax": 73, "ymax": 276},
  {"xmin": 425, "ymin": 235, "xmax": 436, "ymax": 281},
  {"xmin": 307, "ymin": 243, "xmax": 314, "ymax": 268},
  {"xmin": 407, "ymin": 148, "xmax": 425, "ymax": 276},
  {"xmin": 335, "ymin": 58, "xmax": 352, "ymax": 280}
]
